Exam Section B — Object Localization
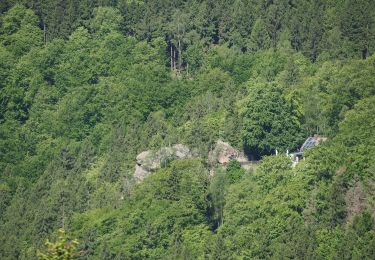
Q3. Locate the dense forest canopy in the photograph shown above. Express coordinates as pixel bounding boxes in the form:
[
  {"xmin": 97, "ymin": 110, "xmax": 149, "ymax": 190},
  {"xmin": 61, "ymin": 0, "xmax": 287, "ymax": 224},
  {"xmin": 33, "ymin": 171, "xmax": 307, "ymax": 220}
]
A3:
[{"xmin": 0, "ymin": 0, "xmax": 375, "ymax": 259}]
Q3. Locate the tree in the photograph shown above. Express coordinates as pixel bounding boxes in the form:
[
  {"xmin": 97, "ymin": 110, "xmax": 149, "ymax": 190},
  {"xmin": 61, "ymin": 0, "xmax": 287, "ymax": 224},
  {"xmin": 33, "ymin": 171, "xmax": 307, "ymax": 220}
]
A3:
[
  {"xmin": 209, "ymin": 169, "xmax": 226, "ymax": 229},
  {"xmin": 239, "ymin": 82, "xmax": 304, "ymax": 158},
  {"xmin": 226, "ymin": 159, "xmax": 245, "ymax": 184},
  {"xmin": 318, "ymin": 26, "xmax": 351, "ymax": 60},
  {"xmin": 340, "ymin": 0, "xmax": 375, "ymax": 59},
  {"xmin": 247, "ymin": 18, "xmax": 271, "ymax": 52},
  {"xmin": 1, "ymin": 1, "xmax": 375, "ymax": 259},
  {"xmin": 37, "ymin": 229, "xmax": 80, "ymax": 259},
  {"xmin": 264, "ymin": 0, "xmax": 289, "ymax": 48},
  {"xmin": 168, "ymin": 9, "xmax": 189, "ymax": 72},
  {"xmin": 90, "ymin": 7, "xmax": 123, "ymax": 36},
  {"xmin": 0, "ymin": 4, "xmax": 43, "ymax": 57}
]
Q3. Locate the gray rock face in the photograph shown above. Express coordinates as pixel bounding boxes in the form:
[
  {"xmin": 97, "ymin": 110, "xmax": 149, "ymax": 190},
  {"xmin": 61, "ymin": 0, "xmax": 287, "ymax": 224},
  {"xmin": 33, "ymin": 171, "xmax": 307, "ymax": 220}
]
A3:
[
  {"xmin": 134, "ymin": 141, "xmax": 253, "ymax": 182},
  {"xmin": 134, "ymin": 144, "xmax": 192, "ymax": 181},
  {"xmin": 209, "ymin": 140, "xmax": 239, "ymax": 165},
  {"xmin": 173, "ymin": 144, "xmax": 191, "ymax": 159},
  {"xmin": 134, "ymin": 164, "xmax": 150, "ymax": 181},
  {"xmin": 209, "ymin": 140, "xmax": 252, "ymax": 169}
]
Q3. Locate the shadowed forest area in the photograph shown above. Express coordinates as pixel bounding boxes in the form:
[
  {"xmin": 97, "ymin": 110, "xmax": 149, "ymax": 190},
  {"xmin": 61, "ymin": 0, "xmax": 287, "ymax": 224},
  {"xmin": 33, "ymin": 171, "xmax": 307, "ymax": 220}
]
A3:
[{"xmin": 0, "ymin": 0, "xmax": 375, "ymax": 259}]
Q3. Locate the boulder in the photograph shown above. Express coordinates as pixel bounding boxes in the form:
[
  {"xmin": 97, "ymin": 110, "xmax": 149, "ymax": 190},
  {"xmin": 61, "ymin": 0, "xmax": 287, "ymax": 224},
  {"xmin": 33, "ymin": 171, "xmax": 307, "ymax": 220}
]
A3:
[
  {"xmin": 134, "ymin": 144, "xmax": 192, "ymax": 181},
  {"xmin": 135, "ymin": 141, "xmax": 253, "ymax": 182},
  {"xmin": 134, "ymin": 164, "xmax": 150, "ymax": 181},
  {"xmin": 209, "ymin": 140, "xmax": 252, "ymax": 169},
  {"xmin": 209, "ymin": 140, "xmax": 239, "ymax": 165},
  {"xmin": 173, "ymin": 144, "xmax": 191, "ymax": 159}
]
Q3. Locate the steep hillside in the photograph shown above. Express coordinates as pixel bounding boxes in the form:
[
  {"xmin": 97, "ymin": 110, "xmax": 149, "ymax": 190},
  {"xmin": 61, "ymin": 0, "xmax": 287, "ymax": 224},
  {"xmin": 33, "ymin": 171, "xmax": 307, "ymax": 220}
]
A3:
[{"xmin": 0, "ymin": 1, "xmax": 374, "ymax": 259}]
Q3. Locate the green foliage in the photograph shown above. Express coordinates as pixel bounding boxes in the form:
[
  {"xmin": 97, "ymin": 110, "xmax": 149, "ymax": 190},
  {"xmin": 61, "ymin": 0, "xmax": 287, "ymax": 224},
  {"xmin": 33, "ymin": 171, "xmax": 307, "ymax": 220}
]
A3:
[
  {"xmin": 340, "ymin": 0, "xmax": 375, "ymax": 59},
  {"xmin": 247, "ymin": 18, "xmax": 271, "ymax": 51},
  {"xmin": 219, "ymin": 155, "xmax": 307, "ymax": 258},
  {"xmin": 226, "ymin": 159, "xmax": 245, "ymax": 184},
  {"xmin": 0, "ymin": 2, "xmax": 375, "ymax": 259},
  {"xmin": 90, "ymin": 7, "xmax": 123, "ymax": 36},
  {"xmin": 38, "ymin": 229, "xmax": 80, "ymax": 260},
  {"xmin": 209, "ymin": 169, "xmax": 226, "ymax": 229},
  {"xmin": 70, "ymin": 159, "xmax": 210, "ymax": 258},
  {"xmin": 0, "ymin": 4, "xmax": 42, "ymax": 57},
  {"xmin": 240, "ymin": 82, "xmax": 304, "ymax": 158}
]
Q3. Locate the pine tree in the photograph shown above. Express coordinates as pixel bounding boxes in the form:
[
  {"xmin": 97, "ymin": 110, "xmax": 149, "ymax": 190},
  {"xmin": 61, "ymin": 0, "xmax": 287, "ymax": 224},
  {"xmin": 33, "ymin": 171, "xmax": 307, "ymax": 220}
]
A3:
[
  {"xmin": 247, "ymin": 18, "xmax": 271, "ymax": 51},
  {"xmin": 341, "ymin": 0, "xmax": 375, "ymax": 59}
]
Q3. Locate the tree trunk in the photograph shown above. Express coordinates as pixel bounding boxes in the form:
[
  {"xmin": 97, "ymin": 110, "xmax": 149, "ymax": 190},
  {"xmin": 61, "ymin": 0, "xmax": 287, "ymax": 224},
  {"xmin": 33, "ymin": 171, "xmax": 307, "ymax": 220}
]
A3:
[
  {"xmin": 173, "ymin": 48, "xmax": 176, "ymax": 70},
  {"xmin": 178, "ymin": 38, "xmax": 182, "ymax": 71},
  {"xmin": 362, "ymin": 48, "xmax": 368, "ymax": 60},
  {"xmin": 170, "ymin": 44, "xmax": 173, "ymax": 71},
  {"xmin": 43, "ymin": 23, "xmax": 47, "ymax": 46}
]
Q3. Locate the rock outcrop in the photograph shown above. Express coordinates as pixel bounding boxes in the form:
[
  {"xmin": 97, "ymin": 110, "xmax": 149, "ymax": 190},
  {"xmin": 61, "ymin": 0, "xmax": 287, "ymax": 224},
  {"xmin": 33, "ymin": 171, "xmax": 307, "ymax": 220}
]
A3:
[
  {"xmin": 134, "ymin": 144, "xmax": 193, "ymax": 181},
  {"xmin": 209, "ymin": 140, "xmax": 239, "ymax": 165},
  {"xmin": 209, "ymin": 140, "xmax": 252, "ymax": 169},
  {"xmin": 134, "ymin": 141, "xmax": 254, "ymax": 182}
]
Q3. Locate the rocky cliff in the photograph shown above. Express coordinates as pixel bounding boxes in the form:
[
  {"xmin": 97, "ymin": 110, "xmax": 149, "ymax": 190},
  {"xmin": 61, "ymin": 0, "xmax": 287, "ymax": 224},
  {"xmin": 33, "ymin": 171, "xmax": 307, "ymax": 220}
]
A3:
[
  {"xmin": 134, "ymin": 141, "xmax": 254, "ymax": 181},
  {"xmin": 134, "ymin": 144, "xmax": 193, "ymax": 181}
]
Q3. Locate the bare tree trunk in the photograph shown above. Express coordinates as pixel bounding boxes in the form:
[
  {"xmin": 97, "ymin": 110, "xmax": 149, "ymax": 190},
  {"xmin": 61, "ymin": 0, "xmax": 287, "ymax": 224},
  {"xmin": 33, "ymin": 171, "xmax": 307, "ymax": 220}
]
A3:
[
  {"xmin": 44, "ymin": 23, "xmax": 47, "ymax": 46},
  {"xmin": 178, "ymin": 38, "xmax": 181, "ymax": 71},
  {"xmin": 170, "ymin": 44, "xmax": 173, "ymax": 71},
  {"xmin": 62, "ymin": 202, "xmax": 65, "ymax": 229},
  {"xmin": 173, "ymin": 49, "xmax": 176, "ymax": 69}
]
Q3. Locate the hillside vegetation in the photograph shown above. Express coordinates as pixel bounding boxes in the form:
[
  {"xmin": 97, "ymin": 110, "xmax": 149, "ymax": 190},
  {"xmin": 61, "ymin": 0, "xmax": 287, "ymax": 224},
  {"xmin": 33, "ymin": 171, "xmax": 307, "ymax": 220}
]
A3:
[{"xmin": 0, "ymin": 0, "xmax": 375, "ymax": 259}]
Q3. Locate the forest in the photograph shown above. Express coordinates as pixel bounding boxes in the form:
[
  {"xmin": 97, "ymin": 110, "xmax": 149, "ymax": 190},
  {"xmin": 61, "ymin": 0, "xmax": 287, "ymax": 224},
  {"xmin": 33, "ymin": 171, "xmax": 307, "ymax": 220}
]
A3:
[{"xmin": 0, "ymin": 0, "xmax": 375, "ymax": 259}]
